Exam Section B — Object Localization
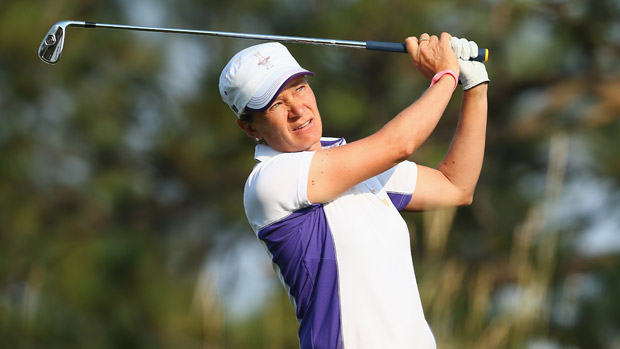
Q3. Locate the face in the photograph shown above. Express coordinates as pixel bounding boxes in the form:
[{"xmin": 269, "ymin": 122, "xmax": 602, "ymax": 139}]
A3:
[{"xmin": 238, "ymin": 76, "xmax": 323, "ymax": 153}]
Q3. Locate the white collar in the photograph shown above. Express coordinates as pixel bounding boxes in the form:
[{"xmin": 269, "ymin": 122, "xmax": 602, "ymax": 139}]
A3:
[{"xmin": 254, "ymin": 137, "xmax": 346, "ymax": 163}]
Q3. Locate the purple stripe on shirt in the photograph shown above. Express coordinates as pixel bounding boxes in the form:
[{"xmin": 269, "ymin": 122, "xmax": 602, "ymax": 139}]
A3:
[
  {"xmin": 387, "ymin": 192, "xmax": 413, "ymax": 211},
  {"xmin": 258, "ymin": 204, "xmax": 343, "ymax": 349},
  {"xmin": 320, "ymin": 138, "xmax": 345, "ymax": 148}
]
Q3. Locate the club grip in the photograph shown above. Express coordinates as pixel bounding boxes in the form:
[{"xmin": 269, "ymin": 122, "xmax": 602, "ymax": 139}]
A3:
[{"xmin": 365, "ymin": 41, "xmax": 488, "ymax": 62}]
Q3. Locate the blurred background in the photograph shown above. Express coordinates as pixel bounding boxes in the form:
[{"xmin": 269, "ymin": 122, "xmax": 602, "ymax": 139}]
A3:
[{"xmin": 1, "ymin": 0, "xmax": 619, "ymax": 348}]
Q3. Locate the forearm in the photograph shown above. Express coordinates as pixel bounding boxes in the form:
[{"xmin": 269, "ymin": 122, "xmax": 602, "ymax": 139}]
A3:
[
  {"xmin": 437, "ymin": 83, "xmax": 488, "ymax": 201},
  {"xmin": 375, "ymin": 76, "xmax": 456, "ymax": 163},
  {"xmin": 375, "ymin": 32, "xmax": 461, "ymax": 163}
]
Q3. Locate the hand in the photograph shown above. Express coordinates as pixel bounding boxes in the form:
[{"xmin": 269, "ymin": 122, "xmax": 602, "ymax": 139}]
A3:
[
  {"xmin": 449, "ymin": 37, "xmax": 490, "ymax": 90},
  {"xmin": 406, "ymin": 32, "xmax": 459, "ymax": 80},
  {"xmin": 457, "ymin": 59, "xmax": 489, "ymax": 90},
  {"xmin": 450, "ymin": 37, "xmax": 480, "ymax": 61}
]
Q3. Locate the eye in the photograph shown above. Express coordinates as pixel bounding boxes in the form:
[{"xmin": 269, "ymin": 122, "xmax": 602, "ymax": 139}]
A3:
[{"xmin": 268, "ymin": 102, "xmax": 281, "ymax": 112}]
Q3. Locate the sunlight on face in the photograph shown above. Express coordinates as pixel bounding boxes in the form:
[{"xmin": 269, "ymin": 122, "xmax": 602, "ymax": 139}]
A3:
[{"xmin": 242, "ymin": 76, "xmax": 323, "ymax": 153}]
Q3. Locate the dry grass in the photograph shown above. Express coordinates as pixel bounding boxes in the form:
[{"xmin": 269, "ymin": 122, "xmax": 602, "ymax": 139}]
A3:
[{"xmin": 421, "ymin": 133, "xmax": 569, "ymax": 348}]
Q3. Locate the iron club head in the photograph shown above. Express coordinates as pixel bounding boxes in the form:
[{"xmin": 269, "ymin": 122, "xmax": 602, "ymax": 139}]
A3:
[{"xmin": 38, "ymin": 21, "xmax": 82, "ymax": 64}]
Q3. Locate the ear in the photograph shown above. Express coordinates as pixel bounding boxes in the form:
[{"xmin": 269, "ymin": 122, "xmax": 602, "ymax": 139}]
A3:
[{"xmin": 236, "ymin": 119, "xmax": 262, "ymax": 140}]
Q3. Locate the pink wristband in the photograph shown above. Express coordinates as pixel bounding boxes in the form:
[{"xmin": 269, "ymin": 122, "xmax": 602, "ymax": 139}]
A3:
[{"xmin": 430, "ymin": 70, "xmax": 458, "ymax": 91}]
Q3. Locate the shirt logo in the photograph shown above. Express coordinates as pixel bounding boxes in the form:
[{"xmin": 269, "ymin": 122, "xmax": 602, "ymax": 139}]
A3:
[{"xmin": 255, "ymin": 52, "xmax": 273, "ymax": 69}]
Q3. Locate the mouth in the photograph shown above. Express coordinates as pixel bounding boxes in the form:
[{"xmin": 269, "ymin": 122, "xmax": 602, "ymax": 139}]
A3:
[{"xmin": 293, "ymin": 119, "xmax": 312, "ymax": 131}]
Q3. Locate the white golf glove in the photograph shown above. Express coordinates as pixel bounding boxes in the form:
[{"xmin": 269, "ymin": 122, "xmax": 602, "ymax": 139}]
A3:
[
  {"xmin": 457, "ymin": 59, "xmax": 489, "ymax": 90},
  {"xmin": 450, "ymin": 37, "xmax": 479, "ymax": 61},
  {"xmin": 450, "ymin": 37, "xmax": 490, "ymax": 90}
]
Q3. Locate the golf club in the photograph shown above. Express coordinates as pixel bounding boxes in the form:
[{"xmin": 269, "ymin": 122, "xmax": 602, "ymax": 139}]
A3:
[{"xmin": 39, "ymin": 20, "xmax": 489, "ymax": 65}]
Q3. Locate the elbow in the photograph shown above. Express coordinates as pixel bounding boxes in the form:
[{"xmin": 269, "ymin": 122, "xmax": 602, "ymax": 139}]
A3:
[
  {"xmin": 385, "ymin": 140, "xmax": 415, "ymax": 164},
  {"xmin": 396, "ymin": 138, "xmax": 419, "ymax": 162},
  {"xmin": 458, "ymin": 190, "xmax": 475, "ymax": 206},
  {"xmin": 377, "ymin": 125, "xmax": 422, "ymax": 162},
  {"xmin": 460, "ymin": 194, "xmax": 474, "ymax": 206},
  {"xmin": 397, "ymin": 146, "xmax": 414, "ymax": 163}
]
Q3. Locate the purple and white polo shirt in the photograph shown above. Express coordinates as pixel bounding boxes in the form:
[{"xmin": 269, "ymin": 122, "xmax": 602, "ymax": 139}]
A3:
[{"xmin": 243, "ymin": 137, "xmax": 436, "ymax": 349}]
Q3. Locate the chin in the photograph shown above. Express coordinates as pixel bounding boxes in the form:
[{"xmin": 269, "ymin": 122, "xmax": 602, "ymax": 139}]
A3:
[{"xmin": 305, "ymin": 138, "xmax": 323, "ymax": 152}]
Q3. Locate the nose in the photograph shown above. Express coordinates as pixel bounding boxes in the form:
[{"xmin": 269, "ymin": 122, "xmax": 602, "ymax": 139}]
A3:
[{"xmin": 287, "ymin": 99, "xmax": 304, "ymax": 118}]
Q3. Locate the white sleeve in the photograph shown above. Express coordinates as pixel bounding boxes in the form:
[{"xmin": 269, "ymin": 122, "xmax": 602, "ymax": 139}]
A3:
[
  {"xmin": 243, "ymin": 151, "xmax": 316, "ymax": 232},
  {"xmin": 375, "ymin": 161, "xmax": 418, "ymax": 210}
]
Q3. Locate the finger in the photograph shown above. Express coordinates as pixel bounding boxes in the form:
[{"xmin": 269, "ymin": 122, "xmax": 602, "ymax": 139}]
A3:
[
  {"xmin": 419, "ymin": 33, "xmax": 431, "ymax": 44},
  {"xmin": 405, "ymin": 36, "xmax": 424, "ymax": 67},
  {"xmin": 450, "ymin": 37, "xmax": 461, "ymax": 57},
  {"xmin": 459, "ymin": 38, "xmax": 471, "ymax": 60},
  {"xmin": 405, "ymin": 36, "xmax": 420, "ymax": 56},
  {"xmin": 440, "ymin": 32, "xmax": 453, "ymax": 42},
  {"xmin": 440, "ymin": 32, "xmax": 453, "ymax": 49},
  {"xmin": 429, "ymin": 35, "xmax": 439, "ymax": 44},
  {"xmin": 469, "ymin": 40, "xmax": 479, "ymax": 58}
]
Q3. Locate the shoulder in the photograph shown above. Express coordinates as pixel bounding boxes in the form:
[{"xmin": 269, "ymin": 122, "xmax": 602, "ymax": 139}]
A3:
[
  {"xmin": 244, "ymin": 151, "xmax": 316, "ymax": 232},
  {"xmin": 248, "ymin": 151, "xmax": 315, "ymax": 195}
]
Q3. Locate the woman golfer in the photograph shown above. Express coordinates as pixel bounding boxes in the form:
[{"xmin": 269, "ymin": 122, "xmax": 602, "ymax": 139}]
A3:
[{"xmin": 219, "ymin": 32, "xmax": 489, "ymax": 349}]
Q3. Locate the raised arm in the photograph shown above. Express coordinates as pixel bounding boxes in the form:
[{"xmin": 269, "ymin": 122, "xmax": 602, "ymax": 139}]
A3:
[
  {"xmin": 307, "ymin": 32, "xmax": 460, "ymax": 204},
  {"xmin": 405, "ymin": 83, "xmax": 488, "ymax": 211}
]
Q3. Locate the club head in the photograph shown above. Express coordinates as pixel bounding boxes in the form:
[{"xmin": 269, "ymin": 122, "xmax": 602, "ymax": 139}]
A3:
[{"xmin": 38, "ymin": 21, "xmax": 73, "ymax": 64}]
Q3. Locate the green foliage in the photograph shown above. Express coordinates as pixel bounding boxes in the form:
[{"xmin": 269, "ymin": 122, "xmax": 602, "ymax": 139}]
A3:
[{"xmin": 1, "ymin": 0, "xmax": 619, "ymax": 347}]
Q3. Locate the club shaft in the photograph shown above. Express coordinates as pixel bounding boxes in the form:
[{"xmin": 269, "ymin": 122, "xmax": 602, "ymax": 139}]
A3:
[
  {"xmin": 80, "ymin": 21, "xmax": 368, "ymax": 50},
  {"xmin": 79, "ymin": 22, "xmax": 488, "ymax": 61}
]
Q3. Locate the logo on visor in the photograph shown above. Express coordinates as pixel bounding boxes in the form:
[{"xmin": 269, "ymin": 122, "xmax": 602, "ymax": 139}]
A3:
[{"xmin": 255, "ymin": 52, "xmax": 273, "ymax": 69}]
